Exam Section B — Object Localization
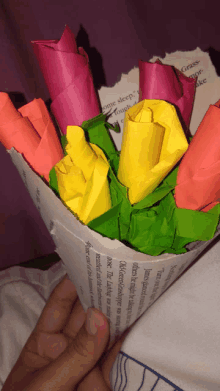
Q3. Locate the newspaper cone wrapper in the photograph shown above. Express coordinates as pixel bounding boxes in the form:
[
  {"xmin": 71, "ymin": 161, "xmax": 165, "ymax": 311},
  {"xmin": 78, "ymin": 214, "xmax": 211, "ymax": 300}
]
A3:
[{"xmin": 9, "ymin": 148, "xmax": 220, "ymax": 340}]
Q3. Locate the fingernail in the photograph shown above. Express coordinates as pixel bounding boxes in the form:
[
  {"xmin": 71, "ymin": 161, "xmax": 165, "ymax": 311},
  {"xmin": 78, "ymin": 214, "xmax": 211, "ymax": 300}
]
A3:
[{"xmin": 86, "ymin": 308, "xmax": 106, "ymax": 335}]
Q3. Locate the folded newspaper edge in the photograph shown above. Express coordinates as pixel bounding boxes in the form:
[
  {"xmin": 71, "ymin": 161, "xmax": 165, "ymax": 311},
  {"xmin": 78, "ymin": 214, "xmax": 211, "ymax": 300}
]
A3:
[{"xmin": 9, "ymin": 148, "xmax": 220, "ymax": 338}]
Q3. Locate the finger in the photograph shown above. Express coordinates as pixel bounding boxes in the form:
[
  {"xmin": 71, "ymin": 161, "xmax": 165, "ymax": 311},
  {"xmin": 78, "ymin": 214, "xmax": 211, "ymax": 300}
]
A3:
[
  {"xmin": 63, "ymin": 298, "xmax": 86, "ymax": 339},
  {"xmin": 35, "ymin": 274, "xmax": 78, "ymax": 334},
  {"xmin": 24, "ymin": 299, "xmax": 85, "ymax": 366},
  {"xmin": 31, "ymin": 332, "xmax": 69, "ymax": 361},
  {"xmin": 77, "ymin": 367, "xmax": 110, "ymax": 391},
  {"xmin": 26, "ymin": 309, "xmax": 109, "ymax": 391}
]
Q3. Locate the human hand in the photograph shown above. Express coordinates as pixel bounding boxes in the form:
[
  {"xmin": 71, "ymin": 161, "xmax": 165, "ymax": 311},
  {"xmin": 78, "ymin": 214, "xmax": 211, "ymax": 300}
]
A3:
[{"xmin": 2, "ymin": 274, "xmax": 115, "ymax": 391}]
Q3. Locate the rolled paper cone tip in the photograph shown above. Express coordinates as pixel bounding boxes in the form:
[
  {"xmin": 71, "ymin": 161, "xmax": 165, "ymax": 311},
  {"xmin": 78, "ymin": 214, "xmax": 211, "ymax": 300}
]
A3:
[
  {"xmin": 32, "ymin": 26, "xmax": 100, "ymax": 134},
  {"xmin": 0, "ymin": 93, "xmax": 63, "ymax": 181},
  {"xmin": 18, "ymin": 98, "xmax": 49, "ymax": 138},
  {"xmin": 57, "ymin": 24, "xmax": 78, "ymax": 53},
  {"xmin": 66, "ymin": 125, "xmax": 85, "ymax": 143},
  {"xmin": 215, "ymin": 99, "xmax": 220, "ymax": 108},
  {"xmin": 0, "ymin": 93, "xmax": 22, "ymax": 125},
  {"xmin": 55, "ymin": 155, "xmax": 86, "ymax": 215},
  {"xmin": 0, "ymin": 92, "xmax": 10, "ymax": 111},
  {"xmin": 54, "ymin": 140, "xmax": 110, "ymax": 225},
  {"xmin": 118, "ymin": 100, "xmax": 188, "ymax": 204},
  {"xmin": 19, "ymin": 97, "xmax": 45, "ymax": 115},
  {"xmin": 31, "ymin": 27, "xmax": 80, "ymax": 102},
  {"xmin": 134, "ymin": 105, "xmax": 153, "ymax": 122},
  {"xmin": 0, "ymin": 94, "xmax": 42, "ymax": 156},
  {"xmin": 139, "ymin": 61, "xmax": 197, "ymax": 129},
  {"xmin": 31, "ymin": 25, "xmax": 77, "ymax": 53},
  {"xmin": 139, "ymin": 61, "xmax": 182, "ymax": 101},
  {"xmin": 66, "ymin": 126, "xmax": 98, "ymax": 181},
  {"xmin": 66, "ymin": 126, "xmax": 95, "ymax": 158}
]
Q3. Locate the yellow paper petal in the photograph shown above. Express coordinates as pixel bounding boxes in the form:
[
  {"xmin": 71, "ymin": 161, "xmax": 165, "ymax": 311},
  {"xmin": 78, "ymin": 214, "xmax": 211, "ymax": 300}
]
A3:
[
  {"xmin": 55, "ymin": 155, "xmax": 86, "ymax": 215},
  {"xmin": 118, "ymin": 101, "xmax": 165, "ymax": 187},
  {"xmin": 55, "ymin": 133, "xmax": 111, "ymax": 224},
  {"xmin": 129, "ymin": 149, "xmax": 185, "ymax": 203},
  {"xmin": 79, "ymin": 151, "xmax": 111, "ymax": 224},
  {"xmin": 66, "ymin": 125, "xmax": 98, "ymax": 181},
  {"xmin": 118, "ymin": 100, "xmax": 188, "ymax": 204}
]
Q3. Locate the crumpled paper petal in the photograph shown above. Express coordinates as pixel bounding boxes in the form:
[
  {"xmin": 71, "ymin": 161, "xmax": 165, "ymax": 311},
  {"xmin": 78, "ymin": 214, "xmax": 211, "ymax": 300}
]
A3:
[
  {"xmin": 117, "ymin": 100, "xmax": 188, "ymax": 204},
  {"xmin": 175, "ymin": 100, "xmax": 220, "ymax": 212},
  {"xmin": 54, "ymin": 154, "xmax": 87, "ymax": 214},
  {"xmin": 139, "ymin": 59, "xmax": 197, "ymax": 129},
  {"xmin": 32, "ymin": 25, "xmax": 100, "ymax": 134},
  {"xmin": 0, "ymin": 93, "xmax": 63, "ymax": 181},
  {"xmin": 54, "ymin": 125, "xmax": 111, "ymax": 224}
]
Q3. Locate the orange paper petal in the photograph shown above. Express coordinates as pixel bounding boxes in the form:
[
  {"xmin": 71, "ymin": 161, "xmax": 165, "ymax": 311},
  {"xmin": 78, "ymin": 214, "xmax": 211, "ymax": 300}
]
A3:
[
  {"xmin": 0, "ymin": 93, "xmax": 63, "ymax": 181},
  {"xmin": 19, "ymin": 98, "xmax": 63, "ymax": 181},
  {"xmin": 0, "ymin": 93, "xmax": 40, "ymax": 162},
  {"xmin": 175, "ymin": 100, "xmax": 220, "ymax": 211}
]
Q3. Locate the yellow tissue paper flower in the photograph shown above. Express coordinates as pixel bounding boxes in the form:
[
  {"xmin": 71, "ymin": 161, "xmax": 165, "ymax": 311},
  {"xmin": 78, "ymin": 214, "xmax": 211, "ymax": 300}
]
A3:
[
  {"xmin": 117, "ymin": 99, "xmax": 189, "ymax": 204},
  {"xmin": 55, "ymin": 126, "xmax": 111, "ymax": 224}
]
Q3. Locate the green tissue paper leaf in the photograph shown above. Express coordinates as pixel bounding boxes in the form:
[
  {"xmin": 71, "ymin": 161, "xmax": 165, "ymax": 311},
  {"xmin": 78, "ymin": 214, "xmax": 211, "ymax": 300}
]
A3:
[
  {"xmin": 81, "ymin": 114, "xmax": 117, "ymax": 159},
  {"xmin": 49, "ymin": 167, "xmax": 60, "ymax": 198},
  {"xmin": 105, "ymin": 120, "xmax": 120, "ymax": 133},
  {"xmin": 128, "ymin": 192, "xmax": 176, "ymax": 256},
  {"xmin": 89, "ymin": 162, "xmax": 132, "ymax": 240},
  {"xmin": 133, "ymin": 167, "xmax": 178, "ymax": 210},
  {"xmin": 88, "ymin": 202, "xmax": 121, "ymax": 239},
  {"xmin": 109, "ymin": 151, "xmax": 120, "ymax": 176},
  {"xmin": 61, "ymin": 135, "xmax": 68, "ymax": 155},
  {"xmin": 172, "ymin": 203, "xmax": 220, "ymax": 251}
]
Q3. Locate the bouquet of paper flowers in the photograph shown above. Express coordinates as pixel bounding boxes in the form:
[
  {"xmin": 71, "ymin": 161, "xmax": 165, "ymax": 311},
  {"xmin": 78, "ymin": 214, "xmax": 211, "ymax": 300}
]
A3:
[{"xmin": 1, "ymin": 26, "xmax": 220, "ymax": 338}]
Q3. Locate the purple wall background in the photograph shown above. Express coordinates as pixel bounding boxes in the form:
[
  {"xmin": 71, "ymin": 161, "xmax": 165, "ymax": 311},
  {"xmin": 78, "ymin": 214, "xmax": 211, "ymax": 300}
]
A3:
[{"xmin": 1, "ymin": 0, "xmax": 220, "ymax": 268}]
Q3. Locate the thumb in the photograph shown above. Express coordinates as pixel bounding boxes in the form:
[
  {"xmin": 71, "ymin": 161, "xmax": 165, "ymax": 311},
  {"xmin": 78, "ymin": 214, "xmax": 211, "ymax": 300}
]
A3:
[{"xmin": 27, "ymin": 308, "xmax": 109, "ymax": 391}]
